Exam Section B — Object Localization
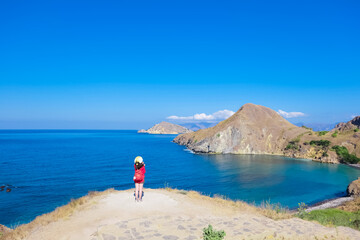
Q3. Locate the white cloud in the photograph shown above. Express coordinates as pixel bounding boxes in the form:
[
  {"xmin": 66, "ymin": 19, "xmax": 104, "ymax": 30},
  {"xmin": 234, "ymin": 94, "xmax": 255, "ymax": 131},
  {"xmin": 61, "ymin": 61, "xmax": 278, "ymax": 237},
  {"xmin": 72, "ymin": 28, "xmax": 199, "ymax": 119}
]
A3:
[
  {"xmin": 167, "ymin": 110, "xmax": 235, "ymax": 122},
  {"xmin": 278, "ymin": 109, "xmax": 306, "ymax": 118}
]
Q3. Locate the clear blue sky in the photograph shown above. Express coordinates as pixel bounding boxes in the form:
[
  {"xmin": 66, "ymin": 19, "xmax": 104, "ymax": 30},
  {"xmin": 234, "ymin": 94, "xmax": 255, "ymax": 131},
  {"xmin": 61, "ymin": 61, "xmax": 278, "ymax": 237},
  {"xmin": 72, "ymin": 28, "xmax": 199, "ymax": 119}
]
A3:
[{"xmin": 1, "ymin": 0, "xmax": 359, "ymax": 129}]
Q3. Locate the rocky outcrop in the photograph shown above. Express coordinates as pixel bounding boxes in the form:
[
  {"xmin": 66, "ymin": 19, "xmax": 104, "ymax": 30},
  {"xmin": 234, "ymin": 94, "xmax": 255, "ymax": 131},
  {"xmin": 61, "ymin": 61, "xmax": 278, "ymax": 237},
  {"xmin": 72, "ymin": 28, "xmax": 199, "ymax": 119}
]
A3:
[
  {"xmin": 174, "ymin": 103, "xmax": 307, "ymax": 154},
  {"xmin": 0, "ymin": 224, "xmax": 12, "ymax": 235},
  {"xmin": 347, "ymin": 178, "xmax": 360, "ymax": 196},
  {"xmin": 335, "ymin": 116, "xmax": 360, "ymax": 132},
  {"xmin": 138, "ymin": 122, "xmax": 192, "ymax": 134}
]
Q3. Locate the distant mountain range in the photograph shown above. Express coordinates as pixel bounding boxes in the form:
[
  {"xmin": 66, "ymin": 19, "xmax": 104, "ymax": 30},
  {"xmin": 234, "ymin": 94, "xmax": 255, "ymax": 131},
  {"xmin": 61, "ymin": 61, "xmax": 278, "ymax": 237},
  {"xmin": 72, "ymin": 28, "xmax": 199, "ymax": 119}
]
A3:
[
  {"xmin": 177, "ymin": 122, "xmax": 217, "ymax": 131},
  {"xmin": 292, "ymin": 122, "xmax": 338, "ymax": 131}
]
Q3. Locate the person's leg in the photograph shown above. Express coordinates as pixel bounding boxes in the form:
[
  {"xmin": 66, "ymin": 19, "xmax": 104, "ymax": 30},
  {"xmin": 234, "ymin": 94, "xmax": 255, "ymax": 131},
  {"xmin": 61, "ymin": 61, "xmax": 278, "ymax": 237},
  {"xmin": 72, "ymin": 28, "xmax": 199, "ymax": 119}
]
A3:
[
  {"xmin": 135, "ymin": 183, "xmax": 140, "ymax": 201},
  {"xmin": 139, "ymin": 183, "xmax": 144, "ymax": 201}
]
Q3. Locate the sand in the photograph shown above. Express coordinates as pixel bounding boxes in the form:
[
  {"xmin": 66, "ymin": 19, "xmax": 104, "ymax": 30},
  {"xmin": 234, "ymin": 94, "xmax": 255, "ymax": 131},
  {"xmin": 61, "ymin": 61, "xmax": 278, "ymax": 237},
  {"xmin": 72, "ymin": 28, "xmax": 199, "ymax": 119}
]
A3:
[
  {"xmin": 306, "ymin": 197, "xmax": 354, "ymax": 212},
  {"xmin": 19, "ymin": 189, "xmax": 360, "ymax": 240}
]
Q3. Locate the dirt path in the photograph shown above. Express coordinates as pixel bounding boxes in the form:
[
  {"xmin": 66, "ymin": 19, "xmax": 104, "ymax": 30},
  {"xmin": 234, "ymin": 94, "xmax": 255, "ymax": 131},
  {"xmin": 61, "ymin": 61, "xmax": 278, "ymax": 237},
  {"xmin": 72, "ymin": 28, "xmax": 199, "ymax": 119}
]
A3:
[{"xmin": 23, "ymin": 189, "xmax": 360, "ymax": 240}]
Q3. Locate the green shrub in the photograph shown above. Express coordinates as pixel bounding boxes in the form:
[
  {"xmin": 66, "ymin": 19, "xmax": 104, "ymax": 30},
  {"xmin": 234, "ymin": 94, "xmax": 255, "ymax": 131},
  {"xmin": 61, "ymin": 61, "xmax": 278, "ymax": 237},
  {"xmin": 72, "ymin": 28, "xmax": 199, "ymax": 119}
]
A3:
[
  {"xmin": 317, "ymin": 131, "xmax": 329, "ymax": 136},
  {"xmin": 285, "ymin": 137, "xmax": 302, "ymax": 150},
  {"xmin": 355, "ymin": 128, "xmax": 359, "ymax": 132},
  {"xmin": 194, "ymin": 139, "xmax": 197, "ymax": 143},
  {"xmin": 203, "ymin": 225, "xmax": 226, "ymax": 240},
  {"xmin": 216, "ymin": 133, "xmax": 220, "ymax": 138},
  {"xmin": 332, "ymin": 145, "xmax": 360, "ymax": 164},
  {"xmin": 331, "ymin": 130, "xmax": 338, "ymax": 138},
  {"xmin": 285, "ymin": 143, "xmax": 298, "ymax": 150},
  {"xmin": 300, "ymin": 208, "xmax": 360, "ymax": 230},
  {"xmin": 310, "ymin": 140, "xmax": 331, "ymax": 148},
  {"xmin": 322, "ymin": 151, "xmax": 328, "ymax": 157}
]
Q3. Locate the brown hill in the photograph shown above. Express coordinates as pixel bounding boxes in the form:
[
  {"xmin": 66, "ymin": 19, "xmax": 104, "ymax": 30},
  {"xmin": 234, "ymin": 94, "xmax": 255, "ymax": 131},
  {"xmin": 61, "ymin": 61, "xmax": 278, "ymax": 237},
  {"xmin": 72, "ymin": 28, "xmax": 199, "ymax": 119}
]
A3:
[
  {"xmin": 174, "ymin": 103, "xmax": 307, "ymax": 154},
  {"xmin": 174, "ymin": 103, "xmax": 360, "ymax": 164}
]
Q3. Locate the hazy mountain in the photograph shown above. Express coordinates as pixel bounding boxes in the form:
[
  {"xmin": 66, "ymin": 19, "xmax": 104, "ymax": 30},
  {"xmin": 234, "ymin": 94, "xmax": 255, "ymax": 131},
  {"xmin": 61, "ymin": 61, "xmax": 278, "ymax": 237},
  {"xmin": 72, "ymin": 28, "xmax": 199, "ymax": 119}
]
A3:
[
  {"xmin": 177, "ymin": 122, "xmax": 217, "ymax": 131},
  {"xmin": 293, "ymin": 122, "xmax": 338, "ymax": 131}
]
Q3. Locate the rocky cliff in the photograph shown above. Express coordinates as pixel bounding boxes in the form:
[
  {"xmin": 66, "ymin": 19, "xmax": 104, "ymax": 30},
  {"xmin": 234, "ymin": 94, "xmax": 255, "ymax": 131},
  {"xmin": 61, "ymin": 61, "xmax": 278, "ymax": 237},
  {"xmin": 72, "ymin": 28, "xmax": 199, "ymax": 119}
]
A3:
[
  {"xmin": 138, "ymin": 121, "xmax": 192, "ymax": 134},
  {"xmin": 174, "ymin": 103, "xmax": 360, "ymax": 164},
  {"xmin": 347, "ymin": 177, "xmax": 360, "ymax": 197},
  {"xmin": 174, "ymin": 103, "xmax": 307, "ymax": 154},
  {"xmin": 335, "ymin": 116, "xmax": 360, "ymax": 132}
]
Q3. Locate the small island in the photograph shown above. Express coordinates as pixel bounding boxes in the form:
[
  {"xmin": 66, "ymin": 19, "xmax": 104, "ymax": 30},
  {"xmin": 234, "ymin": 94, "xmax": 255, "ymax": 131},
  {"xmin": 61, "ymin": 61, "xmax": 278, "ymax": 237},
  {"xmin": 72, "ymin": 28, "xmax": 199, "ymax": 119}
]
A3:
[{"xmin": 138, "ymin": 121, "xmax": 192, "ymax": 134}]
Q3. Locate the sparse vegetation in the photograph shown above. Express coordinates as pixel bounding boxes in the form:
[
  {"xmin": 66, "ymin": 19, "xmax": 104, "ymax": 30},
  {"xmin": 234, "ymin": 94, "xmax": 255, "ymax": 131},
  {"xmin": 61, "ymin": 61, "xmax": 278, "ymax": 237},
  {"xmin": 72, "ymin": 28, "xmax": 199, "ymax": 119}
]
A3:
[
  {"xmin": 296, "ymin": 202, "xmax": 307, "ymax": 218},
  {"xmin": 285, "ymin": 143, "xmax": 299, "ymax": 150},
  {"xmin": 300, "ymin": 208, "xmax": 360, "ymax": 231},
  {"xmin": 355, "ymin": 128, "xmax": 359, "ymax": 132},
  {"xmin": 216, "ymin": 133, "xmax": 220, "ymax": 138},
  {"xmin": 182, "ymin": 189, "xmax": 292, "ymax": 220},
  {"xmin": 194, "ymin": 139, "xmax": 197, "ymax": 143},
  {"xmin": 331, "ymin": 145, "xmax": 360, "ymax": 164},
  {"xmin": 322, "ymin": 152, "xmax": 328, "ymax": 157},
  {"xmin": 261, "ymin": 200, "xmax": 288, "ymax": 214},
  {"xmin": 310, "ymin": 140, "xmax": 331, "ymax": 148},
  {"xmin": 202, "ymin": 225, "xmax": 226, "ymax": 240},
  {"xmin": 285, "ymin": 138, "xmax": 300, "ymax": 150},
  {"xmin": 317, "ymin": 131, "xmax": 329, "ymax": 136},
  {"xmin": 331, "ymin": 130, "xmax": 338, "ymax": 138},
  {"xmin": 302, "ymin": 125, "xmax": 313, "ymax": 131}
]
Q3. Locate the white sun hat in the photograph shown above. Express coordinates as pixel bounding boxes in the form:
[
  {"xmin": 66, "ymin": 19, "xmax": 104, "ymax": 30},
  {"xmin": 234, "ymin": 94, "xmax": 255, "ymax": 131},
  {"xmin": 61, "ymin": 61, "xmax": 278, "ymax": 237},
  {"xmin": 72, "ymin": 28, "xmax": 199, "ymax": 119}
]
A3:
[{"xmin": 134, "ymin": 156, "xmax": 143, "ymax": 164}]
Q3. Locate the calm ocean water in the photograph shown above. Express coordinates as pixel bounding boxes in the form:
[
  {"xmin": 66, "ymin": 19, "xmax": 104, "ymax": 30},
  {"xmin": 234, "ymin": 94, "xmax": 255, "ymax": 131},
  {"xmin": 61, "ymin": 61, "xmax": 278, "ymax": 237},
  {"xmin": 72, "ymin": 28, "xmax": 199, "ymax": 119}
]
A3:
[{"xmin": 0, "ymin": 130, "xmax": 359, "ymax": 227}]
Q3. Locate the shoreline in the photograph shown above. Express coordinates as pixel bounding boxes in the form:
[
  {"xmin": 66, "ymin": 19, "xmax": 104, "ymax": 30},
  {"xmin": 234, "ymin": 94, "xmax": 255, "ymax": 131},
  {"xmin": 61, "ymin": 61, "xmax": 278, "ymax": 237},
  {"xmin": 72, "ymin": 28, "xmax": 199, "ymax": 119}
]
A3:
[
  {"xmin": 348, "ymin": 163, "xmax": 360, "ymax": 169},
  {"xmin": 305, "ymin": 196, "xmax": 354, "ymax": 212}
]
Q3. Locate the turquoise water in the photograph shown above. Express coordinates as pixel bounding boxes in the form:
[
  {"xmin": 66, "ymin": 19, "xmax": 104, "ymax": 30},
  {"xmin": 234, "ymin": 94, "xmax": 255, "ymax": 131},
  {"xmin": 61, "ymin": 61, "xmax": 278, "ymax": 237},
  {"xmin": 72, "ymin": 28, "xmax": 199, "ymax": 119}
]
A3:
[{"xmin": 0, "ymin": 130, "xmax": 359, "ymax": 227}]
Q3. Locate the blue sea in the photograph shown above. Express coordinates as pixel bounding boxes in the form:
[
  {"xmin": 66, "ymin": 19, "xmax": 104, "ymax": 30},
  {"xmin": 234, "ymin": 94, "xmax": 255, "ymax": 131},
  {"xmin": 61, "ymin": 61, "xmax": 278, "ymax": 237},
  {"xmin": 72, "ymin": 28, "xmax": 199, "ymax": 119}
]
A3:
[{"xmin": 0, "ymin": 130, "xmax": 359, "ymax": 227}]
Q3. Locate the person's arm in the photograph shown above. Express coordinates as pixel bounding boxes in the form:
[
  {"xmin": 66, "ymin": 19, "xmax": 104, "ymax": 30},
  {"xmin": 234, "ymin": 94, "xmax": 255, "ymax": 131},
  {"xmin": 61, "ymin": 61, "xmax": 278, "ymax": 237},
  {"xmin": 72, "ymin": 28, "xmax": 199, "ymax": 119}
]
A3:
[{"xmin": 141, "ymin": 165, "xmax": 146, "ymax": 174}]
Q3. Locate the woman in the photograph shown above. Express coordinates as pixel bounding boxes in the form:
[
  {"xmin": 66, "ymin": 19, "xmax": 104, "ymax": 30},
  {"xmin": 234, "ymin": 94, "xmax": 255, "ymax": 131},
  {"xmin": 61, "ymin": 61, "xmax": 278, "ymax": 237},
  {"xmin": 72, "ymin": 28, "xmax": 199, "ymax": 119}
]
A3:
[{"xmin": 133, "ymin": 156, "xmax": 146, "ymax": 202}]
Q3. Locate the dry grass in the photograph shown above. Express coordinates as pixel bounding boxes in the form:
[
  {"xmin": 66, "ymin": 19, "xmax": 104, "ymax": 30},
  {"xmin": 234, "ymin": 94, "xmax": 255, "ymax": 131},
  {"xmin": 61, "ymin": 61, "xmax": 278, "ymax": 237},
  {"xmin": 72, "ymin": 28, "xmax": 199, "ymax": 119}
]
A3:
[
  {"xmin": 337, "ymin": 197, "xmax": 360, "ymax": 212},
  {"xmin": 169, "ymin": 188, "xmax": 293, "ymax": 220},
  {"xmin": 1, "ymin": 188, "xmax": 115, "ymax": 240}
]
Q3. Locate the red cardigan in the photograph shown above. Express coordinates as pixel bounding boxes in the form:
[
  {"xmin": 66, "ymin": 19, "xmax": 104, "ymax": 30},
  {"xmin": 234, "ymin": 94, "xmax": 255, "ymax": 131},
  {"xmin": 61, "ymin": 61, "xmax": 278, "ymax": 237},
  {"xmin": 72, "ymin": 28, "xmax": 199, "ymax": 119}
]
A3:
[{"xmin": 134, "ymin": 164, "xmax": 146, "ymax": 183}]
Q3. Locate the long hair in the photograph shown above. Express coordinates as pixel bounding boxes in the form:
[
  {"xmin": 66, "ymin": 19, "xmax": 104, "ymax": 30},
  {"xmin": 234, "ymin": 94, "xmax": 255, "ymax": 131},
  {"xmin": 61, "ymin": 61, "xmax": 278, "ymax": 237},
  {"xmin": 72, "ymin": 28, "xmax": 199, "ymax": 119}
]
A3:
[{"xmin": 135, "ymin": 162, "xmax": 144, "ymax": 170}]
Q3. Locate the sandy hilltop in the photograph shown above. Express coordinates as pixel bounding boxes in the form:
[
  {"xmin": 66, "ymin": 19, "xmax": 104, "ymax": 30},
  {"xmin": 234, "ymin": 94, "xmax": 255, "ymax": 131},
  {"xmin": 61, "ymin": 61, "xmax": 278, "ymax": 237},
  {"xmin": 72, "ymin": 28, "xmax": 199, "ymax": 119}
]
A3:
[
  {"xmin": 174, "ymin": 103, "xmax": 360, "ymax": 164},
  {"xmin": 138, "ymin": 121, "xmax": 192, "ymax": 135},
  {"xmin": 2, "ymin": 188, "xmax": 360, "ymax": 240}
]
